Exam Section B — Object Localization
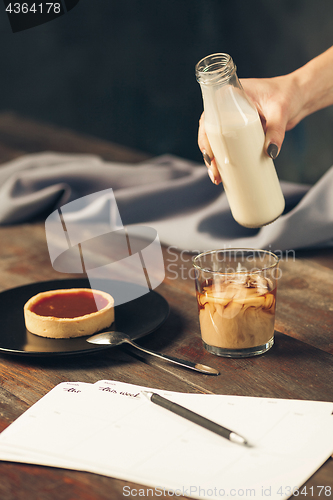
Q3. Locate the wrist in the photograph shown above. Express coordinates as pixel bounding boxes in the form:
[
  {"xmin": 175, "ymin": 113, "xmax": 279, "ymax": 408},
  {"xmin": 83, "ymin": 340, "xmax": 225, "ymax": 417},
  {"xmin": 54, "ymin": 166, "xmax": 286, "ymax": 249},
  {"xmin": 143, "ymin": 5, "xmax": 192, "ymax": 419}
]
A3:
[
  {"xmin": 290, "ymin": 65, "xmax": 313, "ymax": 118},
  {"xmin": 292, "ymin": 47, "xmax": 333, "ymax": 117}
]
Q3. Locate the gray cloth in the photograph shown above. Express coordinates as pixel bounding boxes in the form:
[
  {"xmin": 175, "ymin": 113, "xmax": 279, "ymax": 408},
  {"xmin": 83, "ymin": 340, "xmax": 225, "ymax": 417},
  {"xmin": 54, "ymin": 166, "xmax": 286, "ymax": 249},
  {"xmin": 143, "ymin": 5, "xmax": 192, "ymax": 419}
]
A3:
[{"xmin": 0, "ymin": 152, "xmax": 332, "ymax": 252}]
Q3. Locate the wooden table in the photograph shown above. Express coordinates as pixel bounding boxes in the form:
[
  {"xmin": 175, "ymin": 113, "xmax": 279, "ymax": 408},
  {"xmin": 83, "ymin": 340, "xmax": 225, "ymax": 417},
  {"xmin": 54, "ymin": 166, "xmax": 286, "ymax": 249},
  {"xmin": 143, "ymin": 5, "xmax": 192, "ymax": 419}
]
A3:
[{"xmin": 0, "ymin": 112, "xmax": 332, "ymax": 500}]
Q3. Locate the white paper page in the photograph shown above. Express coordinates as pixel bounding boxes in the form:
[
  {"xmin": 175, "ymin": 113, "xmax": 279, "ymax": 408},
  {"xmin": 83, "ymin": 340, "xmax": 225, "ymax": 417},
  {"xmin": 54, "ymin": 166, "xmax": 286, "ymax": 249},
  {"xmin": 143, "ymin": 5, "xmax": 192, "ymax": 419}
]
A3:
[{"xmin": 0, "ymin": 380, "xmax": 332, "ymax": 500}]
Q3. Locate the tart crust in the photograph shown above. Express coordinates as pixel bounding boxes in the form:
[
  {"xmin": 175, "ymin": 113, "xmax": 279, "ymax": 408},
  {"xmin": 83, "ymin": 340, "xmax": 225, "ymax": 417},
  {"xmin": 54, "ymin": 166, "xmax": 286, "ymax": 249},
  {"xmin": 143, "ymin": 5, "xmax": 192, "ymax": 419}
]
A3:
[{"xmin": 24, "ymin": 288, "xmax": 114, "ymax": 338}]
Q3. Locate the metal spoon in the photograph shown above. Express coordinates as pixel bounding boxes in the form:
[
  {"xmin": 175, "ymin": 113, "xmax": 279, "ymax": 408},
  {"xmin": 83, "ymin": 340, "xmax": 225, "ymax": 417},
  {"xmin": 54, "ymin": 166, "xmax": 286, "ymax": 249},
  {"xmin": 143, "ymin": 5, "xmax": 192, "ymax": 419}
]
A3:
[{"xmin": 86, "ymin": 331, "xmax": 219, "ymax": 375}]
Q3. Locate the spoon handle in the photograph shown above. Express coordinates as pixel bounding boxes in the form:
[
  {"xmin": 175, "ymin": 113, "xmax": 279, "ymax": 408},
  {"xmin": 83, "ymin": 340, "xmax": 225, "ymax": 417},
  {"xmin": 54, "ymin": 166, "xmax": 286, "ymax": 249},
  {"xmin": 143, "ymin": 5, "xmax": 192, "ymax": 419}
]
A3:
[{"xmin": 125, "ymin": 339, "xmax": 219, "ymax": 375}]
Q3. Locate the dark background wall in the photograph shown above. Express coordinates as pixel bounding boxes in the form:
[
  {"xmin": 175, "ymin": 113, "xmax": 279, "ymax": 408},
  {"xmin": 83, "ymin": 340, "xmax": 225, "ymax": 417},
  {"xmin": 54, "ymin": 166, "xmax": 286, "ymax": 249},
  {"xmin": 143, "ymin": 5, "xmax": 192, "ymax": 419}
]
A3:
[{"xmin": 1, "ymin": 0, "xmax": 332, "ymax": 184}]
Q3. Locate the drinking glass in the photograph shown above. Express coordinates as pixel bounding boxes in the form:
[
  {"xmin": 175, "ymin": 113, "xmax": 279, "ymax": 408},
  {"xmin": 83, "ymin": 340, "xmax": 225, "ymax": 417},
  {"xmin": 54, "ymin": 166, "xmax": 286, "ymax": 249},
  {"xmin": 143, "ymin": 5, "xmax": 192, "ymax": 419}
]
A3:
[{"xmin": 193, "ymin": 248, "xmax": 279, "ymax": 357}]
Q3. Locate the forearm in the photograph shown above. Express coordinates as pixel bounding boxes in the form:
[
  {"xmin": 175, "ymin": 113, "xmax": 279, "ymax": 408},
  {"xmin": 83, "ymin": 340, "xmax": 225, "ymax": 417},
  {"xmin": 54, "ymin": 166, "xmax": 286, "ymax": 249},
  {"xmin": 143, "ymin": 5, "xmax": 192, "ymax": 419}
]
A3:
[{"xmin": 292, "ymin": 46, "xmax": 333, "ymax": 119}]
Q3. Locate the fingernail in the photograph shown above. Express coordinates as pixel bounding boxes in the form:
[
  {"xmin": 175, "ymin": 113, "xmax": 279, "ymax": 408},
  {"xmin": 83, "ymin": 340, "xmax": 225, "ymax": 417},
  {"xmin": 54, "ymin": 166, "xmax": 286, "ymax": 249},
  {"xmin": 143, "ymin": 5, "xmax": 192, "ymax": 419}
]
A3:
[
  {"xmin": 267, "ymin": 143, "xmax": 279, "ymax": 159},
  {"xmin": 202, "ymin": 149, "xmax": 212, "ymax": 166}
]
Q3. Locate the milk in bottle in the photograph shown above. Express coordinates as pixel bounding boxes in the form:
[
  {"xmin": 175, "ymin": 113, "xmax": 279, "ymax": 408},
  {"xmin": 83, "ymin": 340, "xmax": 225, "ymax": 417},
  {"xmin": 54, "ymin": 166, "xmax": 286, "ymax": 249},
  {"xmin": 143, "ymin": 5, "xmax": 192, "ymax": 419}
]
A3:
[{"xmin": 196, "ymin": 53, "xmax": 285, "ymax": 228}]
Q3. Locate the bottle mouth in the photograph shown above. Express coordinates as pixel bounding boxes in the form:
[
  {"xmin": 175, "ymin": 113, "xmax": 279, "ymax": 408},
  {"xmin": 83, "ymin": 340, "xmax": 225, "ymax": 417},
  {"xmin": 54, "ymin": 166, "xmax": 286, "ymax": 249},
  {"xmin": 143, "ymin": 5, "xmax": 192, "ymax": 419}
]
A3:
[{"xmin": 195, "ymin": 53, "xmax": 236, "ymax": 85}]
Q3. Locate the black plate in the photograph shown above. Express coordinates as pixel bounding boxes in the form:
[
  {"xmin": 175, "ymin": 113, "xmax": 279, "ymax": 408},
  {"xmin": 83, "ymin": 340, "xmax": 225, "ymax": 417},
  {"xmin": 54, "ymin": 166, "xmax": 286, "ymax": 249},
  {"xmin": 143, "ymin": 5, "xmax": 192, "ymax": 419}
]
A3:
[{"xmin": 0, "ymin": 278, "xmax": 169, "ymax": 356}]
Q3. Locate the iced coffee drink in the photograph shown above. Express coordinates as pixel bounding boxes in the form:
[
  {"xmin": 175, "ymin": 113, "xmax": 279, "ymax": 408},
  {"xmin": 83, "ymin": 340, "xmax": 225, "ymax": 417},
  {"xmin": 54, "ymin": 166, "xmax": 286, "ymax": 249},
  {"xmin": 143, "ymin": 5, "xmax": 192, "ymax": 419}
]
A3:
[{"xmin": 193, "ymin": 249, "xmax": 279, "ymax": 357}]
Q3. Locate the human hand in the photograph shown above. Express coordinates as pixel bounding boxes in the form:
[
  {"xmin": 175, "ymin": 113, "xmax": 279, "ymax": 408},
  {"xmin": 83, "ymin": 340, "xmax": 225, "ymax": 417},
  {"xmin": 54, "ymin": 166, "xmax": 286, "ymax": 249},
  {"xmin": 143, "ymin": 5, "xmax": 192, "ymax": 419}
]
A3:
[
  {"xmin": 240, "ymin": 75, "xmax": 304, "ymax": 158},
  {"xmin": 198, "ymin": 73, "xmax": 304, "ymax": 185}
]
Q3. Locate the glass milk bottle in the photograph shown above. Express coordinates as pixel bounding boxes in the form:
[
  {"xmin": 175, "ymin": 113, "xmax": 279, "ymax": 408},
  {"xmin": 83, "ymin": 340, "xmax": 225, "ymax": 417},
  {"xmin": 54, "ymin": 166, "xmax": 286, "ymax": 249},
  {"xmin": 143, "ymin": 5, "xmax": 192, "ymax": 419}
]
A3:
[{"xmin": 196, "ymin": 53, "xmax": 285, "ymax": 228}]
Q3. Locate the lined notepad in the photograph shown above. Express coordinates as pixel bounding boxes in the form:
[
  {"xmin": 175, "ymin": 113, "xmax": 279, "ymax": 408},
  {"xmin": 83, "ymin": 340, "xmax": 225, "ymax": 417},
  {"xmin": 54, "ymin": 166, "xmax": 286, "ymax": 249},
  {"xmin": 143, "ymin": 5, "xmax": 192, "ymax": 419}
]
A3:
[{"xmin": 0, "ymin": 380, "xmax": 332, "ymax": 500}]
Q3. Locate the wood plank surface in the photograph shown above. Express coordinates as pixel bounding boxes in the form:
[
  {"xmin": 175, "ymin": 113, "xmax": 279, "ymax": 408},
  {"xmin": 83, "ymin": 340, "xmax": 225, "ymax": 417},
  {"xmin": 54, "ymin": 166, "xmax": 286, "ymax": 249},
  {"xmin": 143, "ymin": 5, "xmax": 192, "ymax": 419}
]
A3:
[
  {"xmin": 276, "ymin": 257, "xmax": 333, "ymax": 354},
  {"xmin": 0, "ymin": 113, "xmax": 332, "ymax": 500},
  {"xmin": 0, "ymin": 111, "xmax": 150, "ymax": 164}
]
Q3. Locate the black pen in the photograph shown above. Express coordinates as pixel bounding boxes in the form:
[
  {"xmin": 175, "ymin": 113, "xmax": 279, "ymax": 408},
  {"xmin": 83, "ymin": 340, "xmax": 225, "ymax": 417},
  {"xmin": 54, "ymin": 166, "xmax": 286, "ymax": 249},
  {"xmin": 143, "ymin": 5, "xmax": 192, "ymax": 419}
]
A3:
[{"xmin": 142, "ymin": 391, "xmax": 248, "ymax": 446}]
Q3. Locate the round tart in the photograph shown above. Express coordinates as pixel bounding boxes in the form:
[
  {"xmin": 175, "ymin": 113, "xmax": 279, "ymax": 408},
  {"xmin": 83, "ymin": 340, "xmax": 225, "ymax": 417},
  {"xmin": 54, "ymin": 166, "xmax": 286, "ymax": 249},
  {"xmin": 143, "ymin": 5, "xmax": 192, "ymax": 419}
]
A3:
[{"xmin": 24, "ymin": 288, "xmax": 114, "ymax": 338}]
